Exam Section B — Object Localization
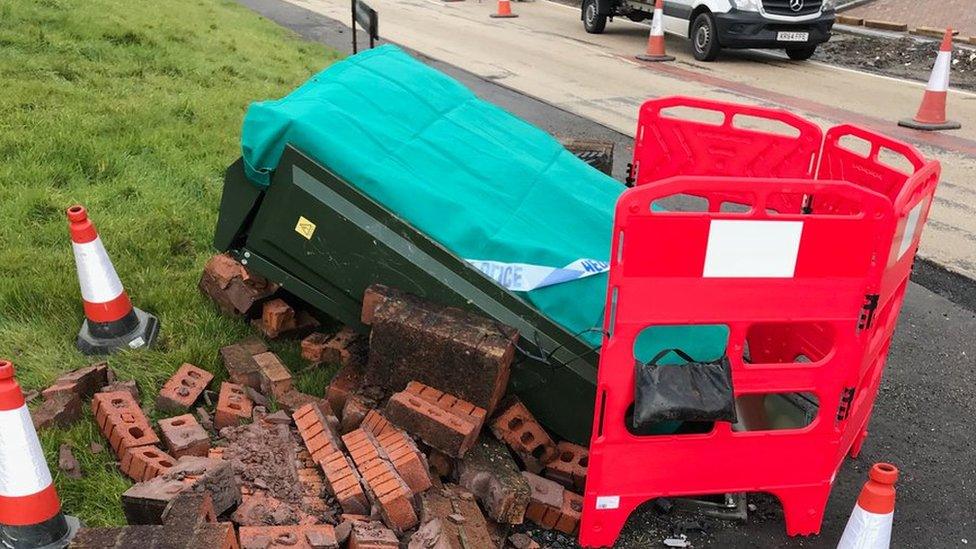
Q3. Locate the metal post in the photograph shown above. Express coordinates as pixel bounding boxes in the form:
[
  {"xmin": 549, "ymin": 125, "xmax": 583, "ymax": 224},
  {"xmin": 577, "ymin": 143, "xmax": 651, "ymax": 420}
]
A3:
[{"xmin": 351, "ymin": 0, "xmax": 358, "ymax": 54}]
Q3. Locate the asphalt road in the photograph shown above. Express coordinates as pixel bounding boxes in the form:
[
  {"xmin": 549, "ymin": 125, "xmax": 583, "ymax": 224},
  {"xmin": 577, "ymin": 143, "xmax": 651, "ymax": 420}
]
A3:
[{"xmin": 238, "ymin": 1, "xmax": 976, "ymax": 546}]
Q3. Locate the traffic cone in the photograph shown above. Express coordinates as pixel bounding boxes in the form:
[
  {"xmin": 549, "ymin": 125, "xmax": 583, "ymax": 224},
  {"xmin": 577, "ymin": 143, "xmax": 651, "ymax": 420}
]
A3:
[
  {"xmin": 837, "ymin": 463, "xmax": 899, "ymax": 549},
  {"xmin": 490, "ymin": 0, "xmax": 518, "ymax": 18},
  {"xmin": 899, "ymin": 29, "xmax": 961, "ymax": 131},
  {"xmin": 636, "ymin": 0, "xmax": 674, "ymax": 62},
  {"xmin": 0, "ymin": 360, "xmax": 80, "ymax": 548},
  {"xmin": 67, "ymin": 205, "xmax": 160, "ymax": 355}
]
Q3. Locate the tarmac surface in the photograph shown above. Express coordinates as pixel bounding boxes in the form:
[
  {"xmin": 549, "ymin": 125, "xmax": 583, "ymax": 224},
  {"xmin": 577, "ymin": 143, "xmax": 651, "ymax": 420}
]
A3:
[{"xmin": 238, "ymin": 1, "xmax": 976, "ymax": 546}]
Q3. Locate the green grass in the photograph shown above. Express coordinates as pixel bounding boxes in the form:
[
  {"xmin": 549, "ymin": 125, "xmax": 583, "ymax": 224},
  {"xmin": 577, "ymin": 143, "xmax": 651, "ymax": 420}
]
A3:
[{"xmin": 0, "ymin": 0, "xmax": 341, "ymax": 526}]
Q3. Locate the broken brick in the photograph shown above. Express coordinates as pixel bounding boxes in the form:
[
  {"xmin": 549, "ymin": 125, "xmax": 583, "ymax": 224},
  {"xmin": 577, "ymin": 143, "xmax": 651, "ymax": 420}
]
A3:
[
  {"xmin": 42, "ymin": 362, "xmax": 109, "ymax": 401},
  {"xmin": 348, "ymin": 521, "xmax": 399, "ymax": 549},
  {"xmin": 304, "ymin": 328, "xmax": 366, "ymax": 366},
  {"xmin": 364, "ymin": 288, "xmax": 517, "ymax": 413},
  {"xmin": 360, "ymin": 409, "xmax": 396, "ymax": 438},
  {"xmin": 340, "ymin": 393, "xmax": 372, "ymax": 434},
  {"xmin": 161, "ymin": 492, "xmax": 218, "ymax": 529},
  {"xmin": 384, "ymin": 383, "xmax": 483, "ymax": 458},
  {"xmin": 427, "ymin": 450, "xmax": 453, "ymax": 479},
  {"xmin": 31, "ymin": 392, "xmax": 82, "ymax": 431},
  {"xmin": 277, "ymin": 389, "xmax": 326, "ymax": 415},
  {"xmin": 252, "ymin": 300, "xmax": 320, "ymax": 340},
  {"xmin": 214, "ymin": 382, "xmax": 253, "ymax": 430},
  {"xmin": 100, "ymin": 380, "xmax": 139, "ymax": 400},
  {"xmin": 120, "ymin": 445, "xmax": 176, "ymax": 482},
  {"xmin": 58, "ymin": 444, "xmax": 82, "ymax": 479},
  {"xmin": 156, "ymin": 363, "xmax": 214, "ymax": 413},
  {"xmin": 412, "ymin": 484, "xmax": 494, "ymax": 549},
  {"xmin": 91, "ymin": 391, "xmax": 159, "ymax": 460},
  {"xmin": 343, "ymin": 429, "xmax": 419, "ymax": 534},
  {"xmin": 159, "ymin": 414, "xmax": 211, "ymax": 458},
  {"xmin": 490, "ymin": 397, "xmax": 557, "ymax": 473},
  {"xmin": 544, "ymin": 441, "xmax": 588, "ymax": 490},
  {"xmin": 360, "ymin": 284, "xmax": 402, "ymax": 326},
  {"xmin": 326, "ymin": 360, "xmax": 363, "ymax": 416},
  {"xmin": 220, "ymin": 337, "xmax": 267, "ymax": 389},
  {"xmin": 321, "ymin": 451, "xmax": 370, "ymax": 516},
  {"xmin": 71, "ymin": 523, "xmax": 238, "ymax": 549},
  {"xmin": 301, "ymin": 332, "xmax": 330, "ymax": 363},
  {"xmin": 252, "ymin": 352, "xmax": 293, "ymax": 398},
  {"xmin": 405, "ymin": 381, "xmax": 486, "ymax": 431},
  {"xmin": 293, "ymin": 403, "xmax": 344, "ymax": 465},
  {"xmin": 293, "ymin": 404, "xmax": 370, "ymax": 516},
  {"xmin": 239, "ymin": 525, "xmax": 338, "ymax": 549},
  {"xmin": 199, "ymin": 253, "xmax": 278, "ymax": 317},
  {"xmin": 122, "ymin": 456, "xmax": 240, "ymax": 525},
  {"xmin": 371, "ymin": 426, "xmax": 432, "ymax": 494},
  {"xmin": 521, "ymin": 472, "xmax": 581, "ymax": 535},
  {"xmin": 456, "ymin": 436, "xmax": 531, "ymax": 524}
]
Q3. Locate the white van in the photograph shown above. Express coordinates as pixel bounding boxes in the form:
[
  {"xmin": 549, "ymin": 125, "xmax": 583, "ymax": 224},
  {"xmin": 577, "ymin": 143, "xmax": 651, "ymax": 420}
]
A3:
[{"xmin": 581, "ymin": 0, "xmax": 837, "ymax": 61}]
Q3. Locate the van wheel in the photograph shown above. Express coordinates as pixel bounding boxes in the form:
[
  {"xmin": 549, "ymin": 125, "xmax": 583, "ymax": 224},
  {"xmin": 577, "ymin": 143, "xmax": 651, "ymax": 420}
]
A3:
[
  {"xmin": 691, "ymin": 12, "xmax": 720, "ymax": 61},
  {"xmin": 786, "ymin": 45, "xmax": 817, "ymax": 60},
  {"xmin": 582, "ymin": 0, "xmax": 607, "ymax": 34}
]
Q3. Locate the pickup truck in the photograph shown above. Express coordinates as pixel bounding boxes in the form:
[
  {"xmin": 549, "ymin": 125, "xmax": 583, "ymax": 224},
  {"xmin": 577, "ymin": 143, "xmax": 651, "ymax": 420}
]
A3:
[{"xmin": 581, "ymin": 0, "xmax": 836, "ymax": 61}]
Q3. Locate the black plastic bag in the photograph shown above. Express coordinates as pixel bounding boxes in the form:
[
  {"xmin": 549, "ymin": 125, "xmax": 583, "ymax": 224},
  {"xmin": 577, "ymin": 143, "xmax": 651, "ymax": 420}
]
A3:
[{"xmin": 633, "ymin": 348, "xmax": 737, "ymax": 429}]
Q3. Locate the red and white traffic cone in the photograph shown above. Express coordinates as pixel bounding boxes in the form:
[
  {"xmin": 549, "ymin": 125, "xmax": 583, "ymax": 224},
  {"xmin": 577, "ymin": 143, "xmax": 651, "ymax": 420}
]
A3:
[
  {"xmin": 0, "ymin": 360, "xmax": 79, "ymax": 548},
  {"xmin": 636, "ymin": 0, "xmax": 674, "ymax": 62},
  {"xmin": 490, "ymin": 0, "xmax": 518, "ymax": 18},
  {"xmin": 67, "ymin": 205, "xmax": 159, "ymax": 355},
  {"xmin": 837, "ymin": 463, "xmax": 899, "ymax": 549},
  {"xmin": 899, "ymin": 29, "xmax": 961, "ymax": 131}
]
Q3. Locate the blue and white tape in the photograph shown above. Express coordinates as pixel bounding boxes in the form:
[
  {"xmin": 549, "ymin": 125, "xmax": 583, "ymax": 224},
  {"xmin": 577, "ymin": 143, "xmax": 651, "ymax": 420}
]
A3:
[{"xmin": 466, "ymin": 258, "xmax": 609, "ymax": 292}]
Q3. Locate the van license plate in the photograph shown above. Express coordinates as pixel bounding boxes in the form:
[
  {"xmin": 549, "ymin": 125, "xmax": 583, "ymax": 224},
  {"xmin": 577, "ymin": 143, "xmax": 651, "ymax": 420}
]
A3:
[{"xmin": 777, "ymin": 32, "xmax": 809, "ymax": 42}]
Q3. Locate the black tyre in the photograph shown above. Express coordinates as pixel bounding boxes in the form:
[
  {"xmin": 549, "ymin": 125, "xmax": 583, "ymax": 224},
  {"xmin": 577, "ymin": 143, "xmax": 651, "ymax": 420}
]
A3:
[
  {"xmin": 785, "ymin": 45, "xmax": 817, "ymax": 60},
  {"xmin": 691, "ymin": 12, "xmax": 720, "ymax": 61},
  {"xmin": 582, "ymin": 0, "xmax": 607, "ymax": 34}
]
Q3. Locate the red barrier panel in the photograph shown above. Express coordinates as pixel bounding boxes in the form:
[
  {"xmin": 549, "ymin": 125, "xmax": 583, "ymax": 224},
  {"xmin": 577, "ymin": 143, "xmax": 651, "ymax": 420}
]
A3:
[{"xmin": 581, "ymin": 98, "xmax": 942, "ymax": 547}]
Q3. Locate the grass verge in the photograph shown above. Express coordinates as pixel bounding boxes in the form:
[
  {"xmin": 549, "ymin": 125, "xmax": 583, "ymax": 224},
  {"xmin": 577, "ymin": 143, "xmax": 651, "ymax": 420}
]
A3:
[{"xmin": 0, "ymin": 0, "xmax": 341, "ymax": 526}]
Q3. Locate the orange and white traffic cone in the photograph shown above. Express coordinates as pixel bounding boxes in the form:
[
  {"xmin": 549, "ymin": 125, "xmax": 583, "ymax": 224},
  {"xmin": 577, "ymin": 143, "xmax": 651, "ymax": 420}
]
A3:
[
  {"xmin": 837, "ymin": 463, "xmax": 899, "ymax": 549},
  {"xmin": 899, "ymin": 29, "xmax": 961, "ymax": 131},
  {"xmin": 0, "ymin": 360, "xmax": 80, "ymax": 548},
  {"xmin": 490, "ymin": 0, "xmax": 518, "ymax": 18},
  {"xmin": 636, "ymin": 0, "xmax": 674, "ymax": 62},
  {"xmin": 67, "ymin": 205, "xmax": 159, "ymax": 355}
]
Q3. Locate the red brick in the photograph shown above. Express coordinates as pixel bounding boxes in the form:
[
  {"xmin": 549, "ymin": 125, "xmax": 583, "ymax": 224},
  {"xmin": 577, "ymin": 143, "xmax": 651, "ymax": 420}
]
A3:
[
  {"xmin": 544, "ymin": 441, "xmax": 588, "ymax": 490},
  {"xmin": 220, "ymin": 338, "xmax": 267, "ymax": 389},
  {"xmin": 319, "ymin": 328, "xmax": 366, "ymax": 366},
  {"xmin": 348, "ymin": 521, "xmax": 399, "ymax": 549},
  {"xmin": 294, "ymin": 404, "xmax": 370, "ymax": 516},
  {"xmin": 490, "ymin": 398, "xmax": 557, "ymax": 472},
  {"xmin": 156, "ymin": 363, "xmax": 214, "ymax": 413},
  {"xmin": 405, "ymin": 381, "xmax": 486, "ymax": 431},
  {"xmin": 373, "ymin": 428, "xmax": 431, "ymax": 494},
  {"xmin": 239, "ymin": 525, "xmax": 337, "ymax": 549},
  {"xmin": 360, "ymin": 409, "xmax": 396, "ymax": 438},
  {"xmin": 343, "ymin": 429, "xmax": 418, "ymax": 534},
  {"xmin": 91, "ymin": 391, "xmax": 159, "ymax": 460},
  {"xmin": 42, "ymin": 362, "xmax": 109, "ymax": 401},
  {"xmin": 252, "ymin": 352, "xmax": 293, "ymax": 398},
  {"xmin": 361, "ymin": 284, "xmax": 400, "ymax": 326},
  {"xmin": 71, "ymin": 523, "xmax": 239, "ymax": 548},
  {"xmin": 277, "ymin": 389, "xmax": 327, "ymax": 415},
  {"xmin": 122, "ymin": 456, "xmax": 240, "ymax": 525},
  {"xmin": 414, "ymin": 484, "xmax": 494, "ymax": 549},
  {"xmin": 340, "ymin": 393, "xmax": 371, "ymax": 434},
  {"xmin": 161, "ymin": 492, "xmax": 218, "ymax": 529},
  {"xmin": 120, "ymin": 445, "xmax": 176, "ymax": 482},
  {"xmin": 100, "ymin": 380, "xmax": 139, "ymax": 400},
  {"xmin": 321, "ymin": 451, "xmax": 370, "ymax": 515},
  {"xmin": 384, "ymin": 384, "xmax": 481, "ymax": 458},
  {"xmin": 159, "ymin": 414, "xmax": 211, "ymax": 458},
  {"xmin": 31, "ymin": 392, "xmax": 82, "ymax": 430},
  {"xmin": 293, "ymin": 403, "xmax": 343, "ymax": 464},
  {"xmin": 326, "ymin": 361, "xmax": 363, "ymax": 416},
  {"xmin": 521, "ymin": 472, "xmax": 581, "ymax": 535},
  {"xmin": 252, "ymin": 301, "xmax": 320, "ymax": 340},
  {"xmin": 199, "ymin": 253, "xmax": 278, "ymax": 317},
  {"xmin": 214, "ymin": 382, "xmax": 253, "ymax": 430},
  {"xmin": 301, "ymin": 332, "xmax": 331, "ymax": 363},
  {"xmin": 456, "ymin": 437, "xmax": 531, "ymax": 524}
]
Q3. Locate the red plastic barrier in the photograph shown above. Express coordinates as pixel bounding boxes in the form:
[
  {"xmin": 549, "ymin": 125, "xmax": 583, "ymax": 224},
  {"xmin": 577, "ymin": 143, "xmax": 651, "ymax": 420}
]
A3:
[{"xmin": 580, "ymin": 97, "xmax": 941, "ymax": 548}]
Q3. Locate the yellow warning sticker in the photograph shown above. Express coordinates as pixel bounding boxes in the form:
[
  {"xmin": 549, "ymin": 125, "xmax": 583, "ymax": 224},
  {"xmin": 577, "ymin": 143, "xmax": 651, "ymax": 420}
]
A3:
[{"xmin": 295, "ymin": 216, "xmax": 316, "ymax": 240}]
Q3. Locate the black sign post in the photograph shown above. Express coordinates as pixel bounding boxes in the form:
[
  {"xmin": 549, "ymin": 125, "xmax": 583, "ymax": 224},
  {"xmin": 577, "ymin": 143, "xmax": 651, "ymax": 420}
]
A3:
[{"xmin": 351, "ymin": 0, "xmax": 378, "ymax": 54}]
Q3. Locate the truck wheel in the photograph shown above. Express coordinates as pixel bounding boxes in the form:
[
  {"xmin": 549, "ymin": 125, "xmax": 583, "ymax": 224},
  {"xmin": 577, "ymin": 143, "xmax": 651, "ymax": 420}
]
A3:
[
  {"xmin": 582, "ymin": 0, "xmax": 607, "ymax": 34},
  {"xmin": 691, "ymin": 12, "xmax": 720, "ymax": 61},
  {"xmin": 786, "ymin": 45, "xmax": 817, "ymax": 61}
]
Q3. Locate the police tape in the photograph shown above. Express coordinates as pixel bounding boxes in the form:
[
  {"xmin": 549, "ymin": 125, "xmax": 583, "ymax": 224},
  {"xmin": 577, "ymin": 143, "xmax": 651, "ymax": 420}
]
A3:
[{"xmin": 466, "ymin": 258, "xmax": 610, "ymax": 292}]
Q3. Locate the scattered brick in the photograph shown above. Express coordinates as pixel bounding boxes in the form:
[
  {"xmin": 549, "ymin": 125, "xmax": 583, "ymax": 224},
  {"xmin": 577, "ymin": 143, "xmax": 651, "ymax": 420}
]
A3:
[
  {"xmin": 407, "ymin": 381, "xmax": 486, "ymax": 430},
  {"xmin": 199, "ymin": 253, "xmax": 278, "ymax": 317},
  {"xmin": 120, "ymin": 445, "xmax": 176, "ymax": 482},
  {"xmin": 340, "ymin": 393, "xmax": 374, "ymax": 435},
  {"xmin": 490, "ymin": 397, "xmax": 557, "ymax": 473},
  {"xmin": 321, "ymin": 451, "xmax": 371, "ymax": 516},
  {"xmin": 161, "ymin": 492, "xmax": 218, "ymax": 529},
  {"xmin": 31, "ymin": 392, "xmax": 82, "ymax": 431},
  {"xmin": 214, "ymin": 382, "xmax": 253, "ymax": 430},
  {"xmin": 348, "ymin": 521, "xmax": 399, "ymax": 549},
  {"xmin": 303, "ymin": 328, "xmax": 367, "ymax": 366},
  {"xmin": 293, "ymin": 403, "xmax": 370, "ymax": 516},
  {"xmin": 239, "ymin": 525, "xmax": 338, "ymax": 549},
  {"xmin": 277, "ymin": 389, "xmax": 327, "ymax": 415},
  {"xmin": 122, "ymin": 456, "xmax": 240, "ymax": 525},
  {"xmin": 220, "ymin": 337, "xmax": 268, "ymax": 389},
  {"xmin": 252, "ymin": 299, "xmax": 320, "ymax": 340},
  {"xmin": 156, "ymin": 363, "xmax": 214, "ymax": 413},
  {"xmin": 252, "ymin": 352, "xmax": 293, "ymax": 398},
  {"xmin": 456, "ymin": 437, "xmax": 531, "ymax": 524},
  {"xmin": 100, "ymin": 380, "xmax": 139, "ymax": 400},
  {"xmin": 360, "ymin": 409, "xmax": 396, "ymax": 438},
  {"xmin": 326, "ymin": 361, "xmax": 364, "ymax": 416},
  {"xmin": 522, "ymin": 472, "xmax": 582, "ymax": 535},
  {"xmin": 544, "ymin": 441, "xmax": 588, "ymax": 490},
  {"xmin": 508, "ymin": 533, "xmax": 540, "ymax": 549},
  {"xmin": 384, "ymin": 383, "xmax": 483, "ymax": 458},
  {"xmin": 372, "ymin": 426, "xmax": 432, "ymax": 494},
  {"xmin": 412, "ymin": 484, "xmax": 494, "ymax": 549},
  {"xmin": 301, "ymin": 332, "xmax": 330, "ymax": 363},
  {"xmin": 364, "ymin": 287, "xmax": 517, "ymax": 413},
  {"xmin": 232, "ymin": 492, "xmax": 318, "ymax": 527},
  {"xmin": 294, "ymin": 403, "xmax": 344, "ymax": 464},
  {"xmin": 91, "ymin": 391, "xmax": 159, "ymax": 460},
  {"xmin": 42, "ymin": 362, "xmax": 109, "ymax": 401},
  {"xmin": 427, "ymin": 450, "xmax": 453, "ymax": 479},
  {"xmin": 159, "ymin": 414, "xmax": 211, "ymax": 458},
  {"xmin": 71, "ymin": 523, "xmax": 239, "ymax": 549},
  {"xmin": 343, "ymin": 429, "xmax": 419, "ymax": 534},
  {"xmin": 360, "ymin": 284, "xmax": 401, "ymax": 326},
  {"xmin": 197, "ymin": 406, "xmax": 216, "ymax": 434},
  {"xmin": 58, "ymin": 444, "xmax": 82, "ymax": 479}
]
